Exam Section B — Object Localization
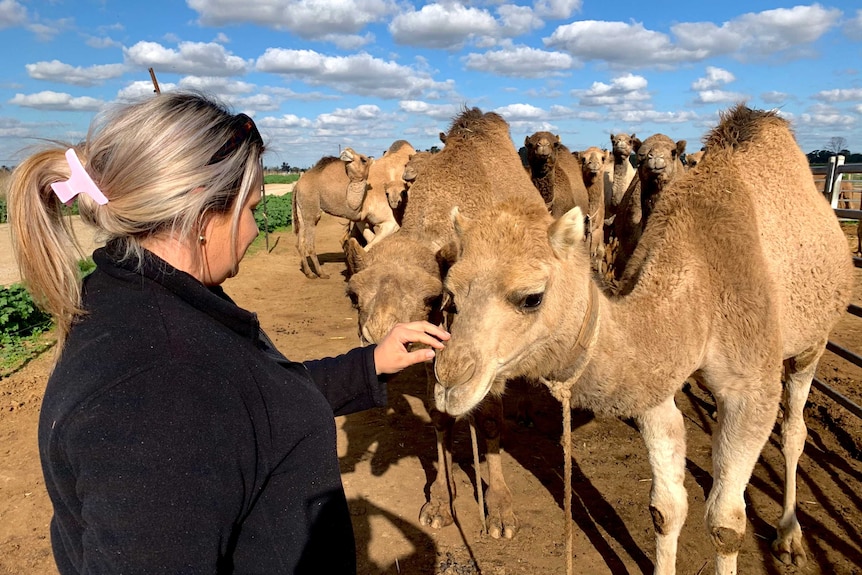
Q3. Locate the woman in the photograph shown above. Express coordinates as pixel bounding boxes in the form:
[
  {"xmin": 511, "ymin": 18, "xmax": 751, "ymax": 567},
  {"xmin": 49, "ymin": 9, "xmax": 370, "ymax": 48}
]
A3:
[{"xmin": 8, "ymin": 91, "xmax": 448, "ymax": 574}]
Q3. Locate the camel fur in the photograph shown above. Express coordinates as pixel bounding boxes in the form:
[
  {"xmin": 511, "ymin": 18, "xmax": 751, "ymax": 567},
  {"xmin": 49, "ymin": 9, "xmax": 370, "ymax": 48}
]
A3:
[
  {"xmin": 345, "ymin": 107, "xmax": 547, "ymax": 540},
  {"xmin": 349, "ymin": 139, "xmax": 415, "ymax": 250},
  {"xmin": 605, "ymin": 133, "xmax": 686, "ymax": 282},
  {"xmin": 293, "ymin": 148, "xmax": 372, "ymax": 278},
  {"xmin": 523, "ymin": 131, "xmax": 589, "ymax": 218},
  {"xmin": 685, "ymin": 150, "xmax": 705, "ymax": 169},
  {"xmin": 572, "ymin": 146, "xmax": 610, "ymax": 268},
  {"xmin": 432, "ymin": 105, "xmax": 854, "ymax": 575},
  {"xmin": 605, "ymin": 132, "xmax": 639, "ymax": 220}
]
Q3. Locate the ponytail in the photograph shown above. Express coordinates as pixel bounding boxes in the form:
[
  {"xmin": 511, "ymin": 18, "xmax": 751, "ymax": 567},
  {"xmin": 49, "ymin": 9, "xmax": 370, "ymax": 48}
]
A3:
[{"xmin": 8, "ymin": 146, "xmax": 91, "ymax": 345}]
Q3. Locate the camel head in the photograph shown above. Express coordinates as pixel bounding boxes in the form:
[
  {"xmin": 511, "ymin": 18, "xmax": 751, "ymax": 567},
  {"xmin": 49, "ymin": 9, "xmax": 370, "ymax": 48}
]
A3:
[
  {"xmin": 392, "ymin": 151, "xmax": 432, "ymax": 210},
  {"xmin": 574, "ymin": 146, "xmax": 611, "ymax": 178},
  {"xmin": 524, "ymin": 132, "xmax": 561, "ymax": 165},
  {"xmin": 685, "ymin": 150, "xmax": 705, "ymax": 169},
  {"xmin": 610, "ymin": 133, "xmax": 639, "ymax": 158},
  {"xmin": 345, "ymin": 234, "xmax": 444, "ymax": 345},
  {"xmin": 339, "ymin": 147, "xmax": 373, "ymax": 183},
  {"xmin": 433, "ymin": 201, "xmax": 594, "ymax": 416},
  {"xmin": 635, "ymin": 134, "xmax": 686, "ymax": 186}
]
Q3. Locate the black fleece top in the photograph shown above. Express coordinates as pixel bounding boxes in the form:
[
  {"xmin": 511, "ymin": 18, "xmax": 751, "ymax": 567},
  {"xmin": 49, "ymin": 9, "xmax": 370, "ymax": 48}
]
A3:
[{"xmin": 38, "ymin": 242, "xmax": 385, "ymax": 574}]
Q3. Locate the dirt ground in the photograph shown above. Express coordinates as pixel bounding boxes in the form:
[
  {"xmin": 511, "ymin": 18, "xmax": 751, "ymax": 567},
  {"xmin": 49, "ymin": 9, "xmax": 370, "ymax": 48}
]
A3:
[{"xmin": 1, "ymin": 209, "xmax": 861, "ymax": 574}]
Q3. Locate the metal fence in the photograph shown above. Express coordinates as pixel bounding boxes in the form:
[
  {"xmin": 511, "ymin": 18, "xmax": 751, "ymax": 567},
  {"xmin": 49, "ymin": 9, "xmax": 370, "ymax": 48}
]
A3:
[{"xmin": 813, "ymin": 155, "xmax": 862, "ymax": 419}]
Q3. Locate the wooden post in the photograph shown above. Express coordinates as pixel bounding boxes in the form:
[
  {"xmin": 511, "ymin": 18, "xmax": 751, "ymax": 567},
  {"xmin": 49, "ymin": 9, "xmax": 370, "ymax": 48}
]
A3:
[
  {"xmin": 148, "ymin": 68, "xmax": 161, "ymax": 94},
  {"xmin": 827, "ymin": 155, "xmax": 845, "ymax": 209}
]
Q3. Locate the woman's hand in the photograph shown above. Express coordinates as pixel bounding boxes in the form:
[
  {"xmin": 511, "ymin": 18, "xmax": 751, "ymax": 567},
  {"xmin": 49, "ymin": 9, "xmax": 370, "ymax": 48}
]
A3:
[{"xmin": 373, "ymin": 321, "xmax": 450, "ymax": 375}]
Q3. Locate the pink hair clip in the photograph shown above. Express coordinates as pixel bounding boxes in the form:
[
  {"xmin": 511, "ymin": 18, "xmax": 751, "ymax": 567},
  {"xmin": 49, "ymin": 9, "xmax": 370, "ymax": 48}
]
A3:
[{"xmin": 51, "ymin": 148, "xmax": 109, "ymax": 206}]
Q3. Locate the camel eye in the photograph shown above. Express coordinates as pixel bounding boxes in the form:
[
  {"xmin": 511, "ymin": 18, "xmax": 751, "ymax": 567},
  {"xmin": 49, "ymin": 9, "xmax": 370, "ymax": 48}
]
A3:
[
  {"xmin": 442, "ymin": 290, "xmax": 457, "ymax": 314},
  {"xmin": 516, "ymin": 292, "xmax": 544, "ymax": 311}
]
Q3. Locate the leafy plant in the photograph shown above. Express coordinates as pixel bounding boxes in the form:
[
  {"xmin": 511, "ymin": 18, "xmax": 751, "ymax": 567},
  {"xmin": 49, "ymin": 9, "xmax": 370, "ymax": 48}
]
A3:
[
  {"xmin": 0, "ymin": 284, "xmax": 52, "ymax": 346},
  {"xmin": 264, "ymin": 174, "xmax": 300, "ymax": 185},
  {"xmin": 255, "ymin": 192, "xmax": 292, "ymax": 233}
]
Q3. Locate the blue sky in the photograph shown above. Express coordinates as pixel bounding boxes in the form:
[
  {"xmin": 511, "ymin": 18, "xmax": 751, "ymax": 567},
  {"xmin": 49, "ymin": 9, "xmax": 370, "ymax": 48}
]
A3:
[{"xmin": 1, "ymin": 0, "xmax": 861, "ymax": 169}]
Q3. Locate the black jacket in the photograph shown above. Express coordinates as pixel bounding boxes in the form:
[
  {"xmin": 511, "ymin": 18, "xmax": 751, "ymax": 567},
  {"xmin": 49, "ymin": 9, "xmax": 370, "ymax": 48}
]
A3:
[{"xmin": 39, "ymin": 243, "xmax": 385, "ymax": 574}]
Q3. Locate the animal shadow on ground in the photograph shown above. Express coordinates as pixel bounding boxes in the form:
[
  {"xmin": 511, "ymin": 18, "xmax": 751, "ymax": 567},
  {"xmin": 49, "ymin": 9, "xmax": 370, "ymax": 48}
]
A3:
[{"xmin": 350, "ymin": 497, "xmax": 439, "ymax": 574}]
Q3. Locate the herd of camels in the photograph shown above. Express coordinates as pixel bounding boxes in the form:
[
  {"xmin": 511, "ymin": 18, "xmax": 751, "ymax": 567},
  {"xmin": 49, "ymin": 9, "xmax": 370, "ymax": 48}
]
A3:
[{"xmin": 290, "ymin": 104, "xmax": 854, "ymax": 575}]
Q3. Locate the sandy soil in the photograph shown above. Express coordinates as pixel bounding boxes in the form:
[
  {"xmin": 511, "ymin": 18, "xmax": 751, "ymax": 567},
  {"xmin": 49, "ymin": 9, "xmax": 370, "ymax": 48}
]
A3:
[{"xmin": 1, "ymin": 211, "xmax": 861, "ymax": 574}]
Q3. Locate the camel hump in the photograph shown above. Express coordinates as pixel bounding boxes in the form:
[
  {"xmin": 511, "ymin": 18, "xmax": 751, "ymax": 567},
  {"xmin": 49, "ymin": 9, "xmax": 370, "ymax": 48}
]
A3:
[{"xmin": 705, "ymin": 104, "xmax": 785, "ymax": 151}]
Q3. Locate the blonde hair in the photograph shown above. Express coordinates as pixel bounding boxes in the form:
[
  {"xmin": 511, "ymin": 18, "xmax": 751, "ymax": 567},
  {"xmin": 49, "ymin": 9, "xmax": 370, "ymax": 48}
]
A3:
[{"xmin": 8, "ymin": 91, "xmax": 265, "ymax": 346}]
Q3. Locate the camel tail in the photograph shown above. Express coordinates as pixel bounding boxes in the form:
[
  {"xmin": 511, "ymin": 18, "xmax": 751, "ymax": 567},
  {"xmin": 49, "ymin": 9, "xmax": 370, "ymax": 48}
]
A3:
[{"xmin": 704, "ymin": 103, "xmax": 787, "ymax": 151}]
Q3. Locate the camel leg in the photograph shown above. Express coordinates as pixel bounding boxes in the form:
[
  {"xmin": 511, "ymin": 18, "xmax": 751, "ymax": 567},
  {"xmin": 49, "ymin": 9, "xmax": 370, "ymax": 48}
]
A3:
[
  {"xmin": 705, "ymin": 374, "xmax": 780, "ymax": 575},
  {"xmin": 294, "ymin": 205, "xmax": 328, "ymax": 279},
  {"xmin": 772, "ymin": 344, "xmax": 824, "ymax": 566},
  {"xmin": 419, "ymin": 407, "xmax": 456, "ymax": 529},
  {"xmin": 635, "ymin": 395, "xmax": 688, "ymax": 575},
  {"xmin": 475, "ymin": 395, "xmax": 518, "ymax": 539},
  {"xmin": 365, "ymin": 220, "xmax": 399, "ymax": 250}
]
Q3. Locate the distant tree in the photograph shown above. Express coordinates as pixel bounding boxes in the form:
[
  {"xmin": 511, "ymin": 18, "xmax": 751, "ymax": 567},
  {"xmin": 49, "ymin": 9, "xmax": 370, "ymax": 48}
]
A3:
[
  {"xmin": 826, "ymin": 137, "xmax": 847, "ymax": 155},
  {"xmin": 427, "ymin": 145, "xmax": 441, "ymax": 154},
  {"xmin": 280, "ymin": 162, "xmax": 291, "ymax": 173}
]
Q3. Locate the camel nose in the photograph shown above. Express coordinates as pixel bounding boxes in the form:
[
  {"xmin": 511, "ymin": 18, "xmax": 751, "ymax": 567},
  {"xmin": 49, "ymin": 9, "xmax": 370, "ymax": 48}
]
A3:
[
  {"xmin": 647, "ymin": 154, "xmax": 667, "ymax": 172},
  {"xmin": 434, "ymin": 349, "xmax": 477, "ymax": 390}
]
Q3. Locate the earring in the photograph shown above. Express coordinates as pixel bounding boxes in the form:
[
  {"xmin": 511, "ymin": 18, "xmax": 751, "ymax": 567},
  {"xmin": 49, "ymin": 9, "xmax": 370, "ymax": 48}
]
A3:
[{"xmin": 199, "ymin": 235, "xmax": 206, "ymax": 245}]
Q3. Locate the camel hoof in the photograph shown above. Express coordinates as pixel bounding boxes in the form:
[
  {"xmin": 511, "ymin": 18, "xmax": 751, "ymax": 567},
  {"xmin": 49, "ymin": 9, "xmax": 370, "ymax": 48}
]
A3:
[
  {"xmin": 771, "ymin": 538, "xmax": 807, "ymax": 567},
  {"xmin": 419, "ymin": 501, "xmax": 454, "ymax": 530}
]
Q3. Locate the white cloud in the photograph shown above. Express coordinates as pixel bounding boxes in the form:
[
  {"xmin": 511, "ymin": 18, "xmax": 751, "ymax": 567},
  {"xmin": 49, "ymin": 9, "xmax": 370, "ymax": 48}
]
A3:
[
  {"xmin": 798, "ymin": 112, "xmax": 856, "ymax": 127},
  {"xmin": 575, "ymin": 74, "xmax": 650, "ymax": 107},
  {"xmin": 123, "ymin": 41, "xmax": 250, "ymax": 76},
  {"xmin": 256, "ymin": 49, "xmax": 455, "ymax": 99},
  {"xmin": 610, "ymin": 109, "xmax": 699, "ymax": 124},
  {"xmin": 845, "ymin": 9, "xmax": 862, "ymax": 40},
  {"xmin": 464, "ymin": 45, "xmax": 573, "ymax": 77},
  {"xmin": 695, "ymin": 89, "xmax": 747, "ymax": 104},
  {"xmin": 26, "ymin": 60, "xmax": 126, "ymax": 87},
  {"xmin": 389, "ymin": 3, "xmax": 499, "ymax": 49},
  {"xmin": 533, "ymin": 0, "xmax": 582, "ymax": 20},
  {"xmin": 178, "ymin": 76, "xmax": 257, "ymax": 95},
  {"xmin": 9, "ymin": 91, "xmax": 104, "ymax": 111},
  {"xmin": 0, "ymin": 0, "xmax": 27, "ymax": 28},
  {"xmin": 496, "ymin": 5, "xmax": 544, "ymax": 37},
  {"xmin": 761, "ymin": 91, "xmax": 788, "ymax": 104},
  {"xmin": 399, "ymin": 100, "xmax": 461, "ymax": 120},
  {"xmin": 493, "ymin": 103, "xmax": 546, "ymax": 121},
  {"xmin": 117, "ymin": 81, "xmax": 177, "ymax": 101},
  {"xmin": 673, "ymin": 5, "xmax": 841, "ymax": 59},
  {"xmin": 546, "ymin": 5, "xmax": 841, "ymax": 68},
  {"xmin": 85, "ymin": 35, "xmax": 122, "ymax": 49},
  {"xmin": 813, "ymin": 88, "xmax": 862, "ymax": 103},
  {"xmin": 188, "ymin": 0, "xmax": 396, "ymax": 40},
  {"xmin": 692, "ymin": 66, "xmax": 735, "ymax": 91}
]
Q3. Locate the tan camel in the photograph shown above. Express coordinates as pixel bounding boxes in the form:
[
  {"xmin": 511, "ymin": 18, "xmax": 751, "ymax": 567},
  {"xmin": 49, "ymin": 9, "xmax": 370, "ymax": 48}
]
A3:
[
  {"xmin": 685, "ymin": 150, "xmax": 705, "ymax": 169},
  {"xmin": 432, "ymin": 105, "xmax": 854, "ymax": 575},
  {"xmin": 523, "ymin": 132, "xmax": 589, "ymax": 218},
  {"xmin": 292, "ymin": 148, "xmax": 372, "ymax": 279},
  {"xmin": 346, "ymin": 108, "xmax": 547, "ymax": 540},
  {"xmin": 605, "ymin": 133, "xmax": 639, "ymax": 220},
  {"xmin": 605, "ymin": 133, "xmax": 686, "ymax": 282},
  {"xmin": 349, "ymin": 140, "xmax": 415, "ymax": 250},
  {"xmin": 572, "ymin": 146, "xmax": 610, "ymax": 267}
]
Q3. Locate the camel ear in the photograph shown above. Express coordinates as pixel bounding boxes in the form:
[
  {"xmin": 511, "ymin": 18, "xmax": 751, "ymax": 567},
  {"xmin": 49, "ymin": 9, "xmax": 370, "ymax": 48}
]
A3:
[
  {"xmin": 339, "ymin": 148, "xmax": 354, "ymax": 162},
  {"xmin": 548, "ymin": 207, "xmax": 585, "ymax": 259},
  {"xmin": 554, "ymin": 134, "xmax": 561, "ymax": 144},
  {"xmin": 632, "ymin": 137, "xmax": 642, "ymax": 152},
  {"xmin": 345, "ymin": 237, "xmax": 366, "ymax": 273},
  {"xmin": 439, "ymin": 132, "xmax": 447, "ymax": 144},
  {"xmin": 675, "ymin": 140, "xmax": 687, "ymax": 157},
  {"xmin": 451, "ymin": 206, "xmax": 469, "ymax": 238}
]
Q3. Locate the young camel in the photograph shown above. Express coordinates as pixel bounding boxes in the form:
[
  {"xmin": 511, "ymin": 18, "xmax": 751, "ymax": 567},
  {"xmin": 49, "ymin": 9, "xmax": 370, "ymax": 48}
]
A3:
[
  {"xmin": 523, "ymin": 131, "xmax": 589, "ymax": 218},
  {"xmin": 572, "ymin": 146, "xmax": 610, "ymax": 268},
  {"xmin": 605, "ymin": 133, "xmax": 686, "ymax": 282},
  {"xmin": 349, "ymin": 140, "xmax": 415, "ymax": 249},
  {"xmin": 293, "ymin": 148, "xmax": 372, "ymax": 278},
  {"xmin": 346, "ymin": 108, "xmax": 548, "ymax": 540},
  {"xmin": 432, "ymin": 105, "xmax": 854, "ymax": 575},
  {"xmin": 605, "ymin": 132, "xmax": 639, "ymax": 221}
]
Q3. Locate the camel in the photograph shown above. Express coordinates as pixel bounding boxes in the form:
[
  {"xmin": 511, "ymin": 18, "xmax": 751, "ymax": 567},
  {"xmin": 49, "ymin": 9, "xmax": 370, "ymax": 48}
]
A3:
[
  {"xmin": 431, "ymin": 105, "xmax": 854, "ymax": 575},
  {"xmin": 523, "ymin": 131, "xmax": 589, "ymax": 218},
  {"xmin": 685, "ymin": 150, "xmax": 705, "ymax": 169},
  {"xmin": 293, "ymin": 148, "xmax": 372, "ymax": 278},
  {"xmin": 605, "ymin": 133, "xmax": 686, "ymax": 282},
  {"xmin": 572, "ymin": 146, "xmax": 610, "ymax": 268},
  {"xmin": 605, "ymin": 133, "xmax": 639, "ymax": 220},
  {"xmin": 345, "ymin": 107, "xmax": 548, "ymax": 540},
  {"xmin": 348, "ymin": 140, "xmax": 415, "ymax": 249}
]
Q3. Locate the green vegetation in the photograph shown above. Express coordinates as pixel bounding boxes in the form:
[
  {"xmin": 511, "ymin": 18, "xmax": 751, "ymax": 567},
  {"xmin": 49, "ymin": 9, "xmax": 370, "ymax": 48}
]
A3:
[
  {"xmin": 264, "ymin": 174, "xmax": 300, "ymax": 185},
  {"xmin": 255, "ymin": 192, "xmax": 292, "ymax": 233}
]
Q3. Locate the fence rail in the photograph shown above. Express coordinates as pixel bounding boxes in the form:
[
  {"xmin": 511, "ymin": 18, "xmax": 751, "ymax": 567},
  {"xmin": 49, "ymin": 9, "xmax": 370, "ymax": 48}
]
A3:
[{"xmin": 815, "ymin": 155, "xmax": 862, "ymax": 419}]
